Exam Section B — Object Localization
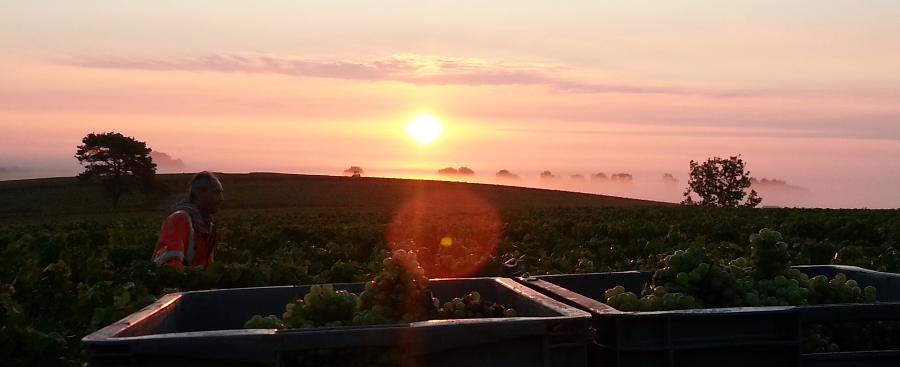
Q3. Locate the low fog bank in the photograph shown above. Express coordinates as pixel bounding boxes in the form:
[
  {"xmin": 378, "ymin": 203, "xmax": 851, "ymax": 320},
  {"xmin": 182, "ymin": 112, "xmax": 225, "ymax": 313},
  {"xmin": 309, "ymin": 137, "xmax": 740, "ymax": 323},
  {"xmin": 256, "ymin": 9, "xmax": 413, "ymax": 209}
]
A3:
[
  {"xmin": 0, "ymin": 166, "xmax": 81, "ymax": 182},
  {"xmin": 1, "ymin": 151, "xmax": 191, "ymax": 183},
  {"xmin": 389, "ymin": 171, "xmax": 898, "ymax": 210},
  {"xmin": 0, "ymin": 165, "xmax": 188, "ymax": 182},
  {"xmin": 4, "ymin": 160, "xmax": 896, "ymax": 209}
]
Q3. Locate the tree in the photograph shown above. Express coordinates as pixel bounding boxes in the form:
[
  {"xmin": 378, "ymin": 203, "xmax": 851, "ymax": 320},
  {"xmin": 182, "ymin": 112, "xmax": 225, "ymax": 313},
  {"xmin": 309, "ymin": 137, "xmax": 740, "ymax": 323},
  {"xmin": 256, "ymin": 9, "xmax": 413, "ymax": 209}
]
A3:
[
  {"xmin": 75, "ymin": 132, "xmax": 157, "ymax": 209},
  {"xmin": 611, "ymin": 173, "xmax": 633, "ymax": 182},
  {"xmin": 438, "ymin": 167, "xmax": 458, "ymax": 175},
  {"xmin": 496, "ymin": 170, "xmax": 521, "ymax": 181},
  {"xmin": 457, "ymin": 167, "xmax": 475, "ymax": 175},
  {"xmin": 540, "ymin": 171, "xmax": 556, "ymax": 182},
  {"xmin": 682, "ymin": 155, "xmax": 762, "ymax": 208},
  {"xmin": 662, "ymin": 173, "xmax": 678, "ymax": 185},
  {"xmin": 590, "ymin": 172, "xmax": 608, "ymax": 181},
  {"xmin": 344, "ymin": 166, "xmax": 364, "ymax": 177}
]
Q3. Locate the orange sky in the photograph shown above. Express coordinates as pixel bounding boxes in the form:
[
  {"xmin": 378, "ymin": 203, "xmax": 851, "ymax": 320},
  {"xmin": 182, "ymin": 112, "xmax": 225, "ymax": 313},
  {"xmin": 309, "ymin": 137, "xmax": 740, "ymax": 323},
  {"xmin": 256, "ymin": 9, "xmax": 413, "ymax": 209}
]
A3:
[{"xmin": 1, "ymin": 1, "xmax": 899, "ymax": 208}]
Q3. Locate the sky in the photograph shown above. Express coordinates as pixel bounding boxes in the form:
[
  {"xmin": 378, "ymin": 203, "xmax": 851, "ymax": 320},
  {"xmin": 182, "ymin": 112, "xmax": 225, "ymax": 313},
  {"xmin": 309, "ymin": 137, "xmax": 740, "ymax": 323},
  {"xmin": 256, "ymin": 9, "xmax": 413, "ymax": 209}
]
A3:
[{"xmin": 1, "ymin": 1, "xmax": 899, "ymax": 208}]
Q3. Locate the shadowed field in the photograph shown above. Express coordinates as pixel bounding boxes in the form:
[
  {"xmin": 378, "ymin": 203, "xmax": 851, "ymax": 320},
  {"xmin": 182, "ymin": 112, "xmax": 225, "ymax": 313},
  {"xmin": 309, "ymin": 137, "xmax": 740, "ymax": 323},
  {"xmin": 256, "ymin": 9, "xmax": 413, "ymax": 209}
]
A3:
[{"xmin": 0, "ymin": 172, "xmax": 674, "ymax": 220}]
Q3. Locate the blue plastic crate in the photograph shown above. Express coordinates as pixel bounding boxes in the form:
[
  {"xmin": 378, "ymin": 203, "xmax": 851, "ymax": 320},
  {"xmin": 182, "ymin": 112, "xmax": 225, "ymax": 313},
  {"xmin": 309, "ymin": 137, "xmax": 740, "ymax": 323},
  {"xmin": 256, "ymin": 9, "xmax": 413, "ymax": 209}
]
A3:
[
  {"xmin": 82, "ymin": 277, "xmax": 591, "ymax": 367},
  {"xmin": 523, "ymin": 265, "xmax": 900, "ymax": 367}
]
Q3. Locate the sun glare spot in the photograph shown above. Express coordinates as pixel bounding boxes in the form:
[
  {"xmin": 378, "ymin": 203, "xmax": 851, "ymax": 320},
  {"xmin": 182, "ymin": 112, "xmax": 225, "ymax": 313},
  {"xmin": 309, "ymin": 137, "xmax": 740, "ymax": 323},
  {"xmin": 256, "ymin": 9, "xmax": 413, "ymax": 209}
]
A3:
[
  {"xmin": 406, "ymin": 114, "xmax": 443, "ymax": 144},
  {"xmin": 386, "ymin": 187, "xmax": 501, "ymax": 278}
]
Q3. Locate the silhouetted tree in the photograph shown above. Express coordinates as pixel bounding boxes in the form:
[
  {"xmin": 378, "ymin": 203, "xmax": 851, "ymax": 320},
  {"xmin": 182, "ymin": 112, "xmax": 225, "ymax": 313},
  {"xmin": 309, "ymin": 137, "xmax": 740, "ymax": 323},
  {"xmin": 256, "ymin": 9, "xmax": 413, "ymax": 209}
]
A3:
[
  {"xmin": 751, "ymin": 178, "xmax": 789, "ymax": 187},
  {"xmin": 682, "ymin": 155, "xmax": 762, "ymax": 208},
  {"xmin": 438, "ymin": 167, "xmax": 458, "ymax": 175},
  {"xmin": 149, "ymin": 151, "xmax": 185, "ymax": 168},
  {"xmin": 74, "ymin": 132, "xmax": 157, "ymax": 208},
  {"xmin": 570, "ymin": 174, "xmax": 586, "ymax": 181},
  {"xmin": 611, "ymin": 173, "xmax": 633, "ymax": 182},
  {"xmin": 540, "ymin": 171, "xmax": 556, "ymax": 182},
  {"xmin": 751, "ymin": 177, "xmax": 808, "ymax": 192},
  {"xmin": 663, "ymin": 173, "xmax": 678, "ymax": 184},
  {"xmin": 344, "ymin": 166, "xmax": 364, "ymax": 177},
  {"xmin": 496, "ymin": 170, "xmax": 521, "ymax": 181},
  {"xmin": 458, "ymin": 167, "xmax": 475, "ymax": 175},
  {"xmin": 590, "ymin": 172, "xmax": 608, "ymax": 181}
]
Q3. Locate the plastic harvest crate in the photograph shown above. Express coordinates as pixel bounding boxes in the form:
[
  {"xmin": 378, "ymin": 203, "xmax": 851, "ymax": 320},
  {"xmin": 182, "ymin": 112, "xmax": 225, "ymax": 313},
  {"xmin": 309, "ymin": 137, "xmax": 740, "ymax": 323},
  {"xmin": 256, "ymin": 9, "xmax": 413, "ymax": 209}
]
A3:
[
  {"xmin": 82, "ymin": 277, "xmax": 591, "ymax": 367},
  {"xmin": 521, "ymin": 265, "xmax": 900, "ymax": 367}
]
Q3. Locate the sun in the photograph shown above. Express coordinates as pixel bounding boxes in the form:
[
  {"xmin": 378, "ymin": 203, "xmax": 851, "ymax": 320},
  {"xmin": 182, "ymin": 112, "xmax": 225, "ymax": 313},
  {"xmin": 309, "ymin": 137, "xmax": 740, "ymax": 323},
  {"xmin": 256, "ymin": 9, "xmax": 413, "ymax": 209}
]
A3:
[{"xmin": 405, "ymin": 114, "xmax": 444, "ymax": 144}]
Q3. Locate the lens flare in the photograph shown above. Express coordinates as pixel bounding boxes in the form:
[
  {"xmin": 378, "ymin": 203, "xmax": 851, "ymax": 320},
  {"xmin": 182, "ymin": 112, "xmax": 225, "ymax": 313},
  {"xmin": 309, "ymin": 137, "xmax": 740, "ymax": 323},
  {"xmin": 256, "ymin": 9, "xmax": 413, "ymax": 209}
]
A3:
[{"xmin": 386, "ymin": 184, "xmax": 501, "ymax": 278}]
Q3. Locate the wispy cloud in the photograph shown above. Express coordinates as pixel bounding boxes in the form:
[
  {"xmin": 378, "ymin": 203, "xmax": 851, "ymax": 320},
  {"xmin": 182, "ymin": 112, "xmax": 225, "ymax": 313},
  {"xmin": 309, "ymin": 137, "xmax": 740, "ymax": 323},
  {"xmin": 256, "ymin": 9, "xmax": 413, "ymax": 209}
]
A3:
[
  {"xmin": 494, "ymin": 126, "xmax": 897, "ymax": 141},
  {"xmin": 63, "ymin": 54, "xmax": 768, "ymax": 98}
]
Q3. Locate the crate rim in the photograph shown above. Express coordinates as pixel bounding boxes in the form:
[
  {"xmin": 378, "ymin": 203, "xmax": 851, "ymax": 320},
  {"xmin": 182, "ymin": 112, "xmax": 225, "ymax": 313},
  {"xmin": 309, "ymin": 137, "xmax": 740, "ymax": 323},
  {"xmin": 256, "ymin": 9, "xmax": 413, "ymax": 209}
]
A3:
[
  {"xmin": 83, "ymin": 277, "xmax": 592, "ymax": 344},
  {"xmin": 519, "ymin": 265, "xmax": 900, "ymax": 319}
]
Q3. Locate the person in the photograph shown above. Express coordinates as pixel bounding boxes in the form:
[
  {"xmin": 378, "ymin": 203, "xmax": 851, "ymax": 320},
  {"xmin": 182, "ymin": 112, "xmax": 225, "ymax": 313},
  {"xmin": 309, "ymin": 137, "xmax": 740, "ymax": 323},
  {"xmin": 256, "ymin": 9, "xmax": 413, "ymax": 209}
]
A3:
[{"xmin": 151, "ymin": 172, "xmax": 224, "ymax": 270}]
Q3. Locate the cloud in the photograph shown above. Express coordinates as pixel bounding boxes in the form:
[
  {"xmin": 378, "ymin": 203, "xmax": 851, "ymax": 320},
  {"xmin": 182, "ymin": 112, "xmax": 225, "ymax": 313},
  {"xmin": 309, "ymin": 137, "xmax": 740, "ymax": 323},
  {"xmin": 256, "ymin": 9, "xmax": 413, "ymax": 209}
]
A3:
[
  {"xmin": 493, "ymin": 126, "xmax": 893, "ymax": 141},
  {"xmin": 150, "ymin": 151, "xmax": 185, "ymax": 168},
  {"xmin": 63, "ymin": 54, "xmax": 766, "ymax": 98}
]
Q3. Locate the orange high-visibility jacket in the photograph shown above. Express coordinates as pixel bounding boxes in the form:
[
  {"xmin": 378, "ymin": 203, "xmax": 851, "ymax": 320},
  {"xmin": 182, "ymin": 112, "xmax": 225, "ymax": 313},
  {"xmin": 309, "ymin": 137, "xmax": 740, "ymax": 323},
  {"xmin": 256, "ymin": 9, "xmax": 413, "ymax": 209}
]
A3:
[{"xmin": 151, "ymin": 206, "xmax": 217, "ymax": 271}]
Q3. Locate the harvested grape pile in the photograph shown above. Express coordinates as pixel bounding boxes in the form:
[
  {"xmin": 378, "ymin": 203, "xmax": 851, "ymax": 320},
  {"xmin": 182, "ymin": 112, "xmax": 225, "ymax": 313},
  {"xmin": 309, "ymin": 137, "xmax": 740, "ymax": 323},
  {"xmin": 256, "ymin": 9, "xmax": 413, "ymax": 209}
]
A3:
[
  {"xmin": 245, "ymin": 250, "xmax": 517, "ymax": 330},
  {"xmin": 602, "ymin": 228, "xmax": 887, "ymax": 353},
  {"xmin": 605, "ymin": 229, "xmax": 877, "ymax": 311}
]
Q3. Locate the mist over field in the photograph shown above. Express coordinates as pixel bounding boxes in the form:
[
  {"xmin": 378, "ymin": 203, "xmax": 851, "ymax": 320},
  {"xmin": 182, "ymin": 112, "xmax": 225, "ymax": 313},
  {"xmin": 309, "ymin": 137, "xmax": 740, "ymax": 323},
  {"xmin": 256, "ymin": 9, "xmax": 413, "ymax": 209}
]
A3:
[
  {"xmin": 3, "ymin": 154, "xmax": 898, "ymax": 209},
  {"xmin": 392, "ymin": 171, "xmax": 895, "ymax": 210}
]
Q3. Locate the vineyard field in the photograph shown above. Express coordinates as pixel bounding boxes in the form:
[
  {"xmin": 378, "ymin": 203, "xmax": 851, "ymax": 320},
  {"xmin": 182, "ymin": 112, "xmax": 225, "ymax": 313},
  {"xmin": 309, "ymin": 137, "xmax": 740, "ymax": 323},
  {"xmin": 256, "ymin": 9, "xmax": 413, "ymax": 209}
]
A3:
[
  {"xmin": 0, "ymin": 172, "xmax": 670, "ymax": 220},
  {"xmin": 0, "ymin": 174, "xmax": 898, "ymax": 366}
]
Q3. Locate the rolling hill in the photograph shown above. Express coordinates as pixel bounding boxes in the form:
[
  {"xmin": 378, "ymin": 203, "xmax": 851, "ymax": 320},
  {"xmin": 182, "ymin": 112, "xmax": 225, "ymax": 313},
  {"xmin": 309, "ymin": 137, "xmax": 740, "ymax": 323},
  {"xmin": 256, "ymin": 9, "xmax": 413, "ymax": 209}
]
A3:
[{"xmin": 0, "ymin": 172, "xmax": 675, "ymax": 219}]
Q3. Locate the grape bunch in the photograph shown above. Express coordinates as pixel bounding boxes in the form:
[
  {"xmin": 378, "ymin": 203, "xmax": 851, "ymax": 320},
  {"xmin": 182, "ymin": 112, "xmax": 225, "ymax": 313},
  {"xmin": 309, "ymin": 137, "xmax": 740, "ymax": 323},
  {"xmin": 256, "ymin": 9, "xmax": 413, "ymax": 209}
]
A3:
[
  {"xmin": 349, "ymin": 307, "xmax": 393, "ymax": 326},
  {"xmin": 244, "ymin": 314, "xmax": 284, "ymax": 329},
  {"xmin": 744, "ymin": 273, "xmax": 802, "ymax": 307},
  {"xmin": 282, "ymin": 284, "xmax": 359, "ymax": 328},
  {"xmin": 649, "ymin": 247, "xmax": 750, "ymax": 308},
  {"xmin": 803, "ymin": 274, "xmax": 876, "ymax": 304},
  {"xmin": 246, "ymin": 250, "xmax": 523, "ymax": 329},
  {"xmin": 604, "ymin": 228, "xmax": 879, "ymax": 315},
  {"xmin": 351, "ymin": 289, "xmax": 439, "ymax": 326},
  {"xmin": 803, "ymin": 321, "xmax": 900, "ymax": 353},
  {"xmin": 356, "ymin": 250, "xmax": 436, "ymax": 323},
  {"xmin": 750, "ymin": 228, "xmax": 792, "ymax": 279},
  {"xmin": 439, "ymin": 291, "xmax": 518, "ymax": 318},
  {"xmin": 802, "ymin": 324, "xmax": 840, "ymax": 353},
  {"xmin": 651, "ymin": 247, "xmax": 712, "ymax": 291},
  {"xmin": 605, "ymin": 285, "xmax": 700, "ymax": 311}
]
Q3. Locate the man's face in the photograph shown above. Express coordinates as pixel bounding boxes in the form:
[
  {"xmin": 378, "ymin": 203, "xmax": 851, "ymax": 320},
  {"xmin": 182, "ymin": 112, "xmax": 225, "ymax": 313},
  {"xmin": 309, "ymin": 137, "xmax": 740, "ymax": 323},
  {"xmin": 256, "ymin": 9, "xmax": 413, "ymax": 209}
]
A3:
[{"xmin": 196, "ymin": 178, "xmax": 225, "ymax": 216}]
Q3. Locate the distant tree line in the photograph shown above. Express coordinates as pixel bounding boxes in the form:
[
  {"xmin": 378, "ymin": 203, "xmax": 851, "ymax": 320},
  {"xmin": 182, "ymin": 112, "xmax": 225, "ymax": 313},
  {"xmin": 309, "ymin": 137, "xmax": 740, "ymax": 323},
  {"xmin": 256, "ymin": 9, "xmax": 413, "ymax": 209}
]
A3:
[
  {"xmin": 438, "ymin": 166, "xmax": 475, "ymax": 176},
  {"xmin": 663, "ymin": 173, "xmax": 678, "ymax": 184},
  {"xmin": 496, "ymin": 170, "xmax": 521, "ymax": 181}
]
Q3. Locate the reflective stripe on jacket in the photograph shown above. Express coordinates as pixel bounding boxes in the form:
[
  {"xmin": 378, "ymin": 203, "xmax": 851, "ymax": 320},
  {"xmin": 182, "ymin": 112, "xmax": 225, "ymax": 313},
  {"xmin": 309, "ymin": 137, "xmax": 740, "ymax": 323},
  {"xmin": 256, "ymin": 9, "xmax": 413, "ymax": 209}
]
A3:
[{"xmin": 151, "ymin": 209, "xmax": 217, "ymax": 270}]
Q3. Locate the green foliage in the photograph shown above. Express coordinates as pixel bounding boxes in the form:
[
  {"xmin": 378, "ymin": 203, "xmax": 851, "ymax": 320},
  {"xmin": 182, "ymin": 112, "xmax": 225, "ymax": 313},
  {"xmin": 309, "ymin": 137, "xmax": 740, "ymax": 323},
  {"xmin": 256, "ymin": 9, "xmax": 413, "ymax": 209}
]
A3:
[
  {"xmin": 682, "ymin": 155, "xmax": 762, "ymax": 208},
  {"xmin": 0, "ymin": 206, "xmax": 899, "ymax": 365},
  {"xmin": 74, "ymin": 132, "xmax": 158, "ymax": 208}
]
